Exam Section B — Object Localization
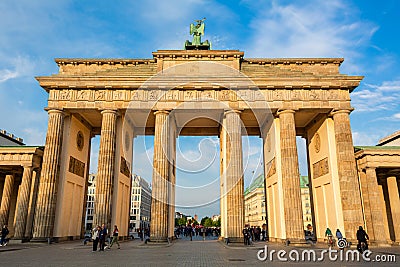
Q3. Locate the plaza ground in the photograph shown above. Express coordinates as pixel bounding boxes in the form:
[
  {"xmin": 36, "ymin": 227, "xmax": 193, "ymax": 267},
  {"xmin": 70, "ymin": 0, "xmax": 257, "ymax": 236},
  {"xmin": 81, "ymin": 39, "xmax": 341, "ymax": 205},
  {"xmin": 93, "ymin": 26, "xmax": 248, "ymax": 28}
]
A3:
[{"xmin": 0, "ymin": 235, "xmax": 399, "ymax": 266}]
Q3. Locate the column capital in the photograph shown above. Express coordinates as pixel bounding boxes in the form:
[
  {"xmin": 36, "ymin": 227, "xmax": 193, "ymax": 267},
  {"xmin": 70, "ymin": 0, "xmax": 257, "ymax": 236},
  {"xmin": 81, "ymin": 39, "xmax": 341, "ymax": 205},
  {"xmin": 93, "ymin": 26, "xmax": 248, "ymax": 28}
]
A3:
[
  {"xmin": 276, "ymin": 109, "xmax": 296, "ymax": 116},
  {"xmin": 22, "ymin": 164, "xmax": 33, "ymax": 169},
  {"xmin": 153, "ymin": 109, "xmax": 170, "ymax": 116},
  {"xmin": 44, "ymin": 108, "xmax": 65, "ymax": 116},
  {"xmin": 329, "ymin": 108, "xmax": 354, "ymax": 117},
  {"xmin": 224, "ymin": 109, "xmax": 242, "ymax": 116},
  {"xmin": 100, "ymin": 109, "xmax": 119, "ymax": 116}
]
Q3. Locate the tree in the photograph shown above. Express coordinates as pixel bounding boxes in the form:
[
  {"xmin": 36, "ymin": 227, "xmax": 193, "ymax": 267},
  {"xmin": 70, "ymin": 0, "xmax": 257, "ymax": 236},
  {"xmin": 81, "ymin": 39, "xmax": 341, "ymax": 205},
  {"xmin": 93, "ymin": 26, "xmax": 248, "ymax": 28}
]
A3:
[
  {"xmin": 204, "ymin": 218, "xmax": 213, "ymax": 227},
  {"xmin": 213, "ymin": 217, "xmax": 221, "ymax": 227},
  {"xmin": 200, "ymin": 216, "xmax": 209, "ymax": 226}
]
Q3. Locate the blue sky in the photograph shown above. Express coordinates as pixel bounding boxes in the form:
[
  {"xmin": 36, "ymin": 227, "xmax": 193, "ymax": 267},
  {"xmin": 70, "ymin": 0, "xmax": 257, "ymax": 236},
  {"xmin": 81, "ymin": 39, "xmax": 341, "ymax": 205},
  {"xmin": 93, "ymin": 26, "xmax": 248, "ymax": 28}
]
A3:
[{"xmin": 1, "ymin": 0, "xmax": 399, "ymax": 218}]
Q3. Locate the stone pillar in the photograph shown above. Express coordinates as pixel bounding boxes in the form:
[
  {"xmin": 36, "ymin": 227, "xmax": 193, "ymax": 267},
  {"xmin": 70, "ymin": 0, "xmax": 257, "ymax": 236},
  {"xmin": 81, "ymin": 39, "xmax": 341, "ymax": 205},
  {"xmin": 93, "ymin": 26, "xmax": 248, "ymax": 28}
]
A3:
[
  {"xmin": 14, "ymin": 165, "xmax": 33, "ymax": 239},
  {"xmin": 277, "ymin": 109, "xmax": 304, "ymax": 241},
  {"xmin": 331, "ymin": 110, "xmax": 364, "ymax": 241},
  {"xmin": 224, "ymin": 110, "xmax": 244, "ymax": 241},
  {"xmin": 0, "ymin": 174, "xmax": 15, "ymax": 226},
  {"xmin": 33, "ymin": 109, "xmax": 64, "ymax": 240},
  {"xmin": 387, "ymin": 176, "xmax": 400, "ymax": 243},
  {"xmin": 25, "ymin": 169, "xmax": 41, "ymax": 239},
  {"xmin": 377, "ymin": 184, "xmax": 391, "ymax": 243},
  {"xmin": 150, "ymin": 110, "xmax": 170, "ymax": 242},
  {"xmin": 93, "ymin": 110, "xmax": 118, "ymax": 230},
  {"xmin": 363, "ymin": 168, "xmax": 388, "ymax": 244}
]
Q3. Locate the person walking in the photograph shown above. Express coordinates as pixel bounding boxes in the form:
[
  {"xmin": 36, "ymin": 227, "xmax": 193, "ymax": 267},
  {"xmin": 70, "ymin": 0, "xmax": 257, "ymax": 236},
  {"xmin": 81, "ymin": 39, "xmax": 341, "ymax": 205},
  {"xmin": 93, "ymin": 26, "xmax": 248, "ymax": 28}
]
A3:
[
  {"xmin": 108, "ymin": 225, "xmax": 120, "ymax": 249},
  {"xmin": 325, "ymin": 227, "xmax": 333, "ymax": 246},
  {"xmin": 92, "ymin": 226, "xmax": 100, "ymax": 252},
  {"xmin": 356, "ymin": 226, "xmax": 369, "ymax": 251},
  {"xmin": 98, "ymin": 224, "xmax": 108, "ymax": 251},
  {"xmin": 0, "ymin": 225, "xmax": 9, "ymax": 246}
]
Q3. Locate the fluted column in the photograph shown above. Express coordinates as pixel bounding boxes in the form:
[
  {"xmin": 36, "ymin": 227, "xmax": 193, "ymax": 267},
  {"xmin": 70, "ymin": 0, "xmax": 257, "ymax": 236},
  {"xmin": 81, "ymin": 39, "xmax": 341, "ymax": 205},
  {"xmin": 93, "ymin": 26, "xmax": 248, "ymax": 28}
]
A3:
[
  {"xmin": 14, "ymin": 165, "xmax": 33, "ymax": 239},
  {"xmin": 363, "ymin": 167, "xmax": 388, "ymax": 244},
  {"xmin": 387, "ymin": 176, "xmax": 400, "ymax": 243},
  {"xmin": 224, "ymin": 110, "xmax": 244, "ymax": 241},
  {"xmin": 150, "ymin": 110, "xmax": 170, "ymax": 242},
  {"xmin": 33, "ymin": 109, "xmax": 64, "ymax": 240},
  {"xmin": 332, "ymin": 110, "xmax": 364, "ymax": 241},
  {"xmin": 277, "ymin": 109, "xmax": 304, "ymax": 240},
  {"xmin": 25, "ymin": 169, "xmax": 41, "ymax": 239},
  {"xmin": 93, "ymin": 110, "xmax": 118, "ymax": 230},
  {"xmin": 0, "ymin": 174, "xmax": 15, "ymax": 226}
]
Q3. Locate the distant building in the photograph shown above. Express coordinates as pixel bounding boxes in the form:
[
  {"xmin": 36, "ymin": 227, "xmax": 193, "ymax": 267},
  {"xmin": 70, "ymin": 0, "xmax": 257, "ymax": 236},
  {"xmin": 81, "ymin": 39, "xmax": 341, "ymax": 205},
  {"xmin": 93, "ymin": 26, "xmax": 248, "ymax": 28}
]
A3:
[
  {"xmin": 130, "ymin": 174, "xmax": 152, "ymax": 231},
  {"xmin": 0, "ymin": 129, "xmax": 24, "ymax": 146},
  {"xmin": 377, "ymin": 130, "xmax": 400, "ymax": 146},
  {"xmin": 84, "ymin": 174, "xmax": 96, "ymax": 230},
  {"xmin": 211, "ymin": 214, "xmax": 220, "ymax": 222},
  {"xmin": 300, "ymin": 176, "xmax": 313, "ymax": 230},
  {"xmin": 244, "ymin": 174, "xmax": 266, "ymax": 227}
]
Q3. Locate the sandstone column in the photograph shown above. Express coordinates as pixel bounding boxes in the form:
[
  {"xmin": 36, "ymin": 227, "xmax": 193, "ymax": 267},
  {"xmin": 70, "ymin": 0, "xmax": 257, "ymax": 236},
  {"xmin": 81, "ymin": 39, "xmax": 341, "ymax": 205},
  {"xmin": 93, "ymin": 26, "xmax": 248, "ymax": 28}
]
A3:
[
  {"xmin": 224, "ymin": 110, "xmax": 244, "ymax": 241},
  {"xmin": 331, "ymin": 109, "xmax": 364, "ymax": 241},
  {"xmin": 25, "ymin": 169, "xmax": 41, "ymax": 239},
  {"xmin": 14, "ymin": 165, "xmax": 33, "ymax": 239},
  {"xmin": 150, "ymin": 110, "xmax": 170, "ymax": 242},
  {"xmin": 0, "ymin": 174, "xmax": 14, "ymax": 226},
  {"xmin": 387, "ymin": 176, "xmax": 400, "ymax": 243},
  {"xmin": 363, "ymin": 167, "xmax": 388, "ymax": 244},
  {"xmin": 277, "ymin": 109, "xmax": 304, "ymax": 240},
  {"xmin": 93, "ymin": 110, "xmax": 118, "ymax": 230},
  {"xmin": 33, "ymin": 109, "xmax": 64, "ymax": 240}
]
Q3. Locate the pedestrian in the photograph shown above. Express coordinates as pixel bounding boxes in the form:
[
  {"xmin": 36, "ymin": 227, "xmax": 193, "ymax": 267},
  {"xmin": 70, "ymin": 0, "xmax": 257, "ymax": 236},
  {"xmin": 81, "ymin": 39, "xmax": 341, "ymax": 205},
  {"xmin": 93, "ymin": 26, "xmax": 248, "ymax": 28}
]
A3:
[
  {"xmin": 0, "ymin": 225, "xmax": 9, "ymax": 246},
  {"xmin": 108, "ymin": 225, "xmax": 120, "ymax": 249},
  {"xmin": 336, "ymin": 229, "xmax": 343, "ymax": 240},
  {"xmin": 98, "ymin": 224, "xmax": 108, "ymax": 251},
  {"xmin": 325, "ymin": 227, "xmax": 333, "ymax": 246},
  {"xmin": 356, "ymin": 226, "xmax": 369, "ymax": 251},
  {"xmin": 91, "ymin": 226, "xmax": 100, "ymax": 252}
]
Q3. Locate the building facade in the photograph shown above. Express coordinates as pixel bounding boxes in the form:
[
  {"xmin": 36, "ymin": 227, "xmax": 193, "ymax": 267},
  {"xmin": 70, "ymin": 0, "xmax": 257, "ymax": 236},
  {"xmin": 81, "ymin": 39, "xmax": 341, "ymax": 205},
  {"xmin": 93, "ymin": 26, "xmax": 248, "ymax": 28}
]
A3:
[
  {"xmin": 244, "ymin": 174, "xmax": 266, "ymax": 227},
  {"xmin": 129, "ymin": 174, "xmax": 151, "ymax": 231},
  {"xmin": 300, "ymin": 176, "xmax": 313, "ymax": 230},
  {"xmin": 84, "ymin": 174, "xmax": 96, "ymax": 230}
]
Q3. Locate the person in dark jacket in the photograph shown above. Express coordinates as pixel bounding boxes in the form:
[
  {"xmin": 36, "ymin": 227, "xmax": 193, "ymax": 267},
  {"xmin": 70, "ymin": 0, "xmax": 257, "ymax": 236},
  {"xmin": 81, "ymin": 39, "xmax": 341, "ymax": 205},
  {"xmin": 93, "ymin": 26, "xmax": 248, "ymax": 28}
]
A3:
[
  {"xmin": 0, "ymin": 225, "xmax": 9, "ymax": 246},
  {"xmin": 356, "ymin": 226, "xmax": 369, "ymax": 250},
  {"xmin": 98, "ymin": 224, "xmax": 108, "ymax": 251}
]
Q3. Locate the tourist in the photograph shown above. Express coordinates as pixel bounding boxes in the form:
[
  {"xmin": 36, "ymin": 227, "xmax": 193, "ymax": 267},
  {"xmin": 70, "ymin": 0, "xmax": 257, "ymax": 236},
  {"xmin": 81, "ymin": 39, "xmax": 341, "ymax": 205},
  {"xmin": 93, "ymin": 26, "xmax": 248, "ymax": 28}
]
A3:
[
  {"xmin": 0, "ymin": 225, "xmax": 9, "ymax": 246},
  {"xmin": 98, "ymin": 224, "xmax": 108, "ymax": 251},
  {"xmin": 356, "ymin": 226, "xmax": 369, "ymax": 251},
  {"xmin": 325, "ymin": 227, "xmax": 333, "ymax": 246},
  {"xmin": 92, "ymin": 226, "xmax": 100, "ymax": 252},
  {"xmin": 108, "ymin": 225, "xmax": 120, "ymax": 249},
  {"xmin": 336, "ymin": 229, "xmax": 343, "ymax": 240}
]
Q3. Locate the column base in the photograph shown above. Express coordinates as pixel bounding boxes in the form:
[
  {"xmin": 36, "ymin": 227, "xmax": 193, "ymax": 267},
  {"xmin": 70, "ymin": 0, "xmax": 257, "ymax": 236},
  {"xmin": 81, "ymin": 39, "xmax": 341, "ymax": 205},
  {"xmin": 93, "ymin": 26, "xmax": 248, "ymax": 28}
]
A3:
[{"xmin": 221, "ymin": 237, "xmax": 244, "ymax": 243}]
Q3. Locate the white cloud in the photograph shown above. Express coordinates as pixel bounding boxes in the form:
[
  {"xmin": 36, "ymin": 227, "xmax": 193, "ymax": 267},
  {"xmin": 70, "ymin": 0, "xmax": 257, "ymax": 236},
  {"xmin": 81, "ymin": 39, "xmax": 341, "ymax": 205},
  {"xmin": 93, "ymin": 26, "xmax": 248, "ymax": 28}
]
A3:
[
  {"xmin": 0, "ymin": 69, "xmax": 18, "ymax": 83},
  {"xmin": 245, "ymin": 0, "xmax": 377, "ymax": 74},
  {"xmin": 351, "ymin": 81, "xmax": 400, "ymax": 112},
  {"xmin": 352, "ymin": 131, "xmax": 380, "ymax": 146}
]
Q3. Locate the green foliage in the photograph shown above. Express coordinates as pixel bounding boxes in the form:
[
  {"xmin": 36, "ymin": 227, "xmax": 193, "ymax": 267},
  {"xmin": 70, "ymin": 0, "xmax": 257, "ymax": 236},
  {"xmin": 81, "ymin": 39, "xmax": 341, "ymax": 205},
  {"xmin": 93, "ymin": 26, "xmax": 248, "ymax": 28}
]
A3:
[{"xmin": 175, "ymin": 217, "xmax": 187, "ymax": 226}]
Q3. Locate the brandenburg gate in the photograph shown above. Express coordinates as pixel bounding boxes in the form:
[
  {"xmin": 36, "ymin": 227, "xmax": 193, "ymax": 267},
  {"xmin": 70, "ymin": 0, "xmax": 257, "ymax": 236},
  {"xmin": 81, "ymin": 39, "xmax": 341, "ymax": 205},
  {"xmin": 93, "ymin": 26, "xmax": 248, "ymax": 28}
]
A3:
[{"xmin": 29, "ymin": 42, "xmax": 368, "ymax": 244}]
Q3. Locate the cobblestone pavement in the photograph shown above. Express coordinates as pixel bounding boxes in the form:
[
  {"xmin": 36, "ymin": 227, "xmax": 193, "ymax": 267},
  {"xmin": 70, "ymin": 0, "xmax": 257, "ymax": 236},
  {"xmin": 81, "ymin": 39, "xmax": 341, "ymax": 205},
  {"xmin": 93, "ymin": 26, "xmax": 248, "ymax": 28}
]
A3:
[{"xmin": 0, "ymin": 235, "xmax": 399, "ymax": 266}]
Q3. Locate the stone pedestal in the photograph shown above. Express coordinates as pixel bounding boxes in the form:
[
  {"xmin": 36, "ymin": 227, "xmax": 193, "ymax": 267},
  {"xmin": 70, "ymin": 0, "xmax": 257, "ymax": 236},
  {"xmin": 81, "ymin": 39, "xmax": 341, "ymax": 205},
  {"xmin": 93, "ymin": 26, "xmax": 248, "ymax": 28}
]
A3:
[
  {"xmin": 332, "ymin": 110, "xmax": 363, "ymax": 241},
  {"xmin": 387, "ymin": 176, "xmax": 400, "ymax": 243},
  {"xmin": 224, "ymin": 110, "xmax": 244, "ymax": 242},
  {"xmin": 14, "ymin": 166, "xmax": 33, "ymax": 239},
  {"xmin": 277, "ymin": 110, "xmax": 304, "ymax": 241},
  {"xmin": 0, "ymin": 174, "xmax": 14, "ymax": 226},
  {"xmin": 32, "ymin": 109, "xmax": 65, "ymax": 240},
  {"xmin": 150, "ymin": 110, "xmax": 170, "ymax": 242},
  {"xmin": 93, "ymin": 110, "xmax": 118, "ymax": 229}
]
